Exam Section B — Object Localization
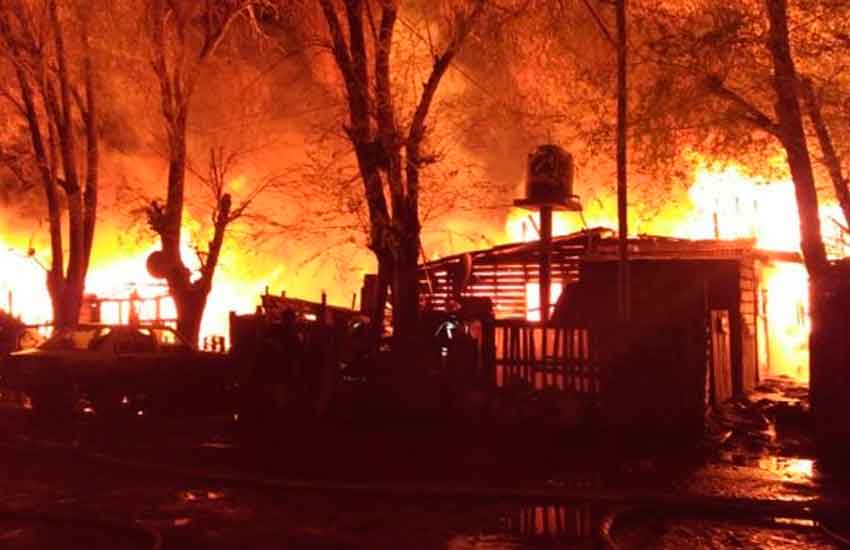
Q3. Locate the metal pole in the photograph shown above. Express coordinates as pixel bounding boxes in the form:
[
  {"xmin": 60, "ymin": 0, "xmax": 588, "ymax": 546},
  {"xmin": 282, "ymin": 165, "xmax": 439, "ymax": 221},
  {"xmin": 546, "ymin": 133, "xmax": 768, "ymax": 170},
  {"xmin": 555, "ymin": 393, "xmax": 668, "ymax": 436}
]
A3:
[
  {"xmin": 540, "ymin": 206, "xmax": 553, "ymax": 324},
  {"xmin": 616, "ymin": 0, "xmax": 630, "ymax": 322}
]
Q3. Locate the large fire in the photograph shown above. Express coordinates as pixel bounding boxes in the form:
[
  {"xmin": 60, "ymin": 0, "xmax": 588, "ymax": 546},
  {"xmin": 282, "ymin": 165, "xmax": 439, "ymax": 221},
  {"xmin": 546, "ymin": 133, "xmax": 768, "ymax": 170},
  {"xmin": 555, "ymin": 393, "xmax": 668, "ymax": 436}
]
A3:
[
  {"xmin": 0, "ymin": 209, "xmax": 277, "ymax": 347},
  {"xmin": 0, "ymin": 161, "xmax": 844, "ymax": 381},
  {"xmin": 506, "ymin": 164, "xmax": 848, "ymax": 255},
  {"xmin": 505, "ymin": 163, "xmax": 847, "ymax": 382},
  {"xmin": 1, "ymin": 240, "xmax": 250, "ymax": 343}
]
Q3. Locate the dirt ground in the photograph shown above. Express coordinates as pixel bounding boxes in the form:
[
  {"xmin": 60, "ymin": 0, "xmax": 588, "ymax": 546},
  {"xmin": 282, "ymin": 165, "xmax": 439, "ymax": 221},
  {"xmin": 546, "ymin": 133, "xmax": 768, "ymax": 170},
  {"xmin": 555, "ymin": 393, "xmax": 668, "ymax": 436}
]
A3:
[{"xmin": 0, "ymin": 376, "xmax": 847, "ymax": 549}]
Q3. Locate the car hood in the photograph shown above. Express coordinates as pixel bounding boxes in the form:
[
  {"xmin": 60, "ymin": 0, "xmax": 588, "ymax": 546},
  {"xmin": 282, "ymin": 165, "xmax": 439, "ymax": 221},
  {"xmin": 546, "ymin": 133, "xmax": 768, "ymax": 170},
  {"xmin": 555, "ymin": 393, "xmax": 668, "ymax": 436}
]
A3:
[{"xmin": 9, "ymin": 348, "xmax": 99, "ymax": 360}]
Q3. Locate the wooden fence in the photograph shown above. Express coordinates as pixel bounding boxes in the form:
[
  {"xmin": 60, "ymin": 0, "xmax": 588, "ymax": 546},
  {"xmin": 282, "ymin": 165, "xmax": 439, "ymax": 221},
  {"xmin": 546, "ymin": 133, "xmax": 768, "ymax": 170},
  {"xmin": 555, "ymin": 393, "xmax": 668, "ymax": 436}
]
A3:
[{"xmin": 489, "ymin": 319, "xmax": 603, "ymax": 395}]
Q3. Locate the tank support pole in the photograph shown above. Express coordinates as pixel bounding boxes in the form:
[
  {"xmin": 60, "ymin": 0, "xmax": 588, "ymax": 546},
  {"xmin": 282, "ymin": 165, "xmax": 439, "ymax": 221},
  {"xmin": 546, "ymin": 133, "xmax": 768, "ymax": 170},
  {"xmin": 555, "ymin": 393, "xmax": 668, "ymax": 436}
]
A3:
[{"xmin": 540, "ymin": 206, "xmax": 553, "ymax": 325}]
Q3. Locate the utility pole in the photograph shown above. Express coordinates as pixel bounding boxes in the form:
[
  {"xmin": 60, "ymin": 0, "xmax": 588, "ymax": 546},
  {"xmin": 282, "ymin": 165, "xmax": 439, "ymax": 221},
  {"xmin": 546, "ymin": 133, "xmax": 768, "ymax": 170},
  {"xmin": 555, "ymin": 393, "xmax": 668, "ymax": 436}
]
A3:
[{"xmin": 616, "ymin": 0, "xmax": 630, "ymax": 322}]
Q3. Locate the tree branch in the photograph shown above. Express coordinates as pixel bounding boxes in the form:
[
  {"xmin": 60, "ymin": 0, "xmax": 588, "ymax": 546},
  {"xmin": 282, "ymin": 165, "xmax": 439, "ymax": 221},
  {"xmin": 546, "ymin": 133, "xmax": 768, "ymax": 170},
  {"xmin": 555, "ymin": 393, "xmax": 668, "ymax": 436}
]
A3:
[
  {"xmin": 800, "ymin": 76, "xmax": 850, "ymax": 227},
  {"xmin": 405, "ymin": 0, "xmax": 486, "ymax": 224},
  {"xmin": 705, "ymin": 76, "xmax": 781, "ymax": 136},
  {"xmin": 317, "ymin": 0, "xmax": 357, "ymax": 106}
]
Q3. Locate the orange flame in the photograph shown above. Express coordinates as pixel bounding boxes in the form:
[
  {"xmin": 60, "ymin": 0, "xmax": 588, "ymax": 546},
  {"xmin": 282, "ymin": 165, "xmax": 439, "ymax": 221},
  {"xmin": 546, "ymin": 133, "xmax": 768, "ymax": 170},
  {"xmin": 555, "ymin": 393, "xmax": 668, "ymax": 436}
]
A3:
[
  {"xmin": 503, "ymin": 161, "xmax": 847, "ymax": 381},
  {"xmin": 0, "ymin": 161, "xmax": 845, "ymax": 370}
]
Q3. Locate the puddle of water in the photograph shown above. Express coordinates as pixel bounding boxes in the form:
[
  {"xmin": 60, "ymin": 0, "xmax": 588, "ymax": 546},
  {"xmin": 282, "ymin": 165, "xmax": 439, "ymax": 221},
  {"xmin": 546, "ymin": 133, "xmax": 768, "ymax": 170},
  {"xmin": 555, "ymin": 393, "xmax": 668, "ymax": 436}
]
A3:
[
  {"xmin": 447, "ymin": 503, "xmax": 599, "ymax": 549},
  {"xmin": 717, "ymin": 453, "xmax": 816, "ymax": 484},
  {"xmin": 773, "ymin": 517, "xmax": 817, "ymax": 527},
  {"xmin": 180, "ymin": 489, "xmax": 228, "ymax": 503},
  {"xmin": 505, "ymin": 504, "xmax": 595, "ymax": 539},
  {"xmin": 639, "ymin": 518, "xmax": 839, "ymax": 550},
  {"xmin": 758, "ymin": 457, "xmax": 816, "ymax": 484}
]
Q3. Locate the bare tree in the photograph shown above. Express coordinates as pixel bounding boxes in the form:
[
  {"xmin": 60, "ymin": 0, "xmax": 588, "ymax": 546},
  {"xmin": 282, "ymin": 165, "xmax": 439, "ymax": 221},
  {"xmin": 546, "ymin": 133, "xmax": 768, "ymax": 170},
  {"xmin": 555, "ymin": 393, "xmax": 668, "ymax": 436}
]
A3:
[
  {"xmin": 142, "ymin": 0, "xmax": 269, "ymax": 343},
  {"xmin": 308, "ymin": 0, "xmax": 487, "ymax": 339},
  {"xmin": 0, "ymin": 0, "xmax": 99, "ymax": 328}
]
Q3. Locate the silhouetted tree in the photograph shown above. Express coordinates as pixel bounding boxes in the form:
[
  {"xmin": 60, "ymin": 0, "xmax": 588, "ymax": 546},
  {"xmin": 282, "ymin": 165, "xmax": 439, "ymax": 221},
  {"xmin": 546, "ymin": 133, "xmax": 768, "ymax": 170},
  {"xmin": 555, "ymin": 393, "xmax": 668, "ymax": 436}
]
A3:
[
  {"xmin": 309, "ymin": 0, "xmax": 486, "ymax": 339},
  {"xmin": 142, "ymin": 0, "xmax": 269, "ymax": 343},
  {"xmin": 0, "ymin": 0, "xmax": 99, "ymax": 328}
]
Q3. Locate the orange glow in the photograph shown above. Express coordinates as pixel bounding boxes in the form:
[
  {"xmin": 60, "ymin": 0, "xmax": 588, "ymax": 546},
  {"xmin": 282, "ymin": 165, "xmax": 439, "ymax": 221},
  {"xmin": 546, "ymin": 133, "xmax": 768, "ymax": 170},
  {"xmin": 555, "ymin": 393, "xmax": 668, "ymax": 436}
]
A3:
[
  {"xmin": 760, "ymin": 262, "xmax": 810, "ymax": 381},
  {"xmin": 525, "ymin": 282, "xmax": 562, "ymax": 322},
  {"xmin": 0, "ymin": 243, "xmax": 53, "ymax": 326},
  {"xmin": 0, "ymin": 159, "xmax": 846, "ymax": 362},
  {"xmin": 673, "ymin": 165, "xmax": 849, "ymax": 256},
  {"xmin": 502, "ymin": 160, "xmax": 848, "ymax": 382},
  {"xmin": 0, "ymin": 177, "xmax": 281, "ymax": 347}
]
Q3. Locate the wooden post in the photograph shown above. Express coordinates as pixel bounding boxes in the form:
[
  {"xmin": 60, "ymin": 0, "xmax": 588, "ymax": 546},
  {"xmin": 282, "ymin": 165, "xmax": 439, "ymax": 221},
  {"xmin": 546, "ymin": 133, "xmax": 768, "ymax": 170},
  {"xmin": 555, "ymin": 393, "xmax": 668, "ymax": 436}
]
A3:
[
  {"xmin": 540, "ymin": 206, "xmax": 553, "ymax": 378},
  {"xmin": 540, "ymin": 205, "xmax": 553, "ymax": 324}
]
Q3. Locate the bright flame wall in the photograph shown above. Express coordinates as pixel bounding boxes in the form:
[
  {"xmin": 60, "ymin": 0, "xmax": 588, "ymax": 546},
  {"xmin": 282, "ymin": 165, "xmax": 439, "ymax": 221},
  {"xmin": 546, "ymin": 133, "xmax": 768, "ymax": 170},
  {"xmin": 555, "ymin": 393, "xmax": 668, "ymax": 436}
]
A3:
[{"xmin": 759, "ymin": 262, "xmax": 810, "ymax": 381}]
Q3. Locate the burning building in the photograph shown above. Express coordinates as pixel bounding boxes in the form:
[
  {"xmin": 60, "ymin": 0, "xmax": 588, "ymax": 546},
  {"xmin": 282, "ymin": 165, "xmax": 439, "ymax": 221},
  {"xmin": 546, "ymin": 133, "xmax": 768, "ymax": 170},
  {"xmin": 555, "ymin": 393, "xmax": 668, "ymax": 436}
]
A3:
[
  {"xmin": 405, "ymin": 148, "xmax": 817, "ymax": 432},
  {"xmin": 417, "ymin": 228, "xmax": 806, "ymax": 429}
]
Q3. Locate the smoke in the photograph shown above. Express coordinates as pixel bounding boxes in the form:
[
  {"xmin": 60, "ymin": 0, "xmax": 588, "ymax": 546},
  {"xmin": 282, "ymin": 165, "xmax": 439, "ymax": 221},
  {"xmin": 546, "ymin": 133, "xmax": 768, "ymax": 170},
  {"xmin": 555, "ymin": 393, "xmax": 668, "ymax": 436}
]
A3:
[{"xmin": 1, "ymin": 1, "xmax": 830, "ymax": 338}]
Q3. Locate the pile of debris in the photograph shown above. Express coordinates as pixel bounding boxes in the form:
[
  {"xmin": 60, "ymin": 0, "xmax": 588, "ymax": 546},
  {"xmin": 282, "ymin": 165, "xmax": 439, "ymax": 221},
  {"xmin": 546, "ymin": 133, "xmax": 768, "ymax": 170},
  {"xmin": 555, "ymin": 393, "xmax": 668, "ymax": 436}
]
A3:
[{"xmin": 709, "ymin": 376, "xmax": 813, "ymax": 457}]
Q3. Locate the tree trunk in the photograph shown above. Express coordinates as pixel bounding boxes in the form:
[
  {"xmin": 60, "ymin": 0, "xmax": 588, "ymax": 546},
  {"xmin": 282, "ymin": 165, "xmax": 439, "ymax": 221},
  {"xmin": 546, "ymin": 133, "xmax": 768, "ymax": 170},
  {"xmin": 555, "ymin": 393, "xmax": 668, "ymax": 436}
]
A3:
[
  {"xmin": 765, "ymin": 0, "xmax": 838, "ymax": 443},
  {"xmin": 173, "ymin": 287, "xmax": 208, "ymax": 347},
  {"xmin": 765, "ymin": 0, "xmax": 829, "ymax": 278},
  {"xmin": 46, "ymin": 271, "xmax": 65, "ymax": 327},
  {"xmin": 60, "ymin": 280, "xmax": 84, "ymax": 329},
  {"xmin": 370, "ymin": 252, "xmax": 392, "ymax": 339},
  {"xmin": 390, "ymin": 236, "xmax": 420, "ymax": 341},
  {"xmin": 800, "ymin": 78, "xmax": 850, "ymax": 231},
  {"xmin": 160, "ymin": 114, "xmax": 198, "ymax": 341},
  {"xmin": 163, "ymin": 117, "xmax": 188, "ymax": 260}
]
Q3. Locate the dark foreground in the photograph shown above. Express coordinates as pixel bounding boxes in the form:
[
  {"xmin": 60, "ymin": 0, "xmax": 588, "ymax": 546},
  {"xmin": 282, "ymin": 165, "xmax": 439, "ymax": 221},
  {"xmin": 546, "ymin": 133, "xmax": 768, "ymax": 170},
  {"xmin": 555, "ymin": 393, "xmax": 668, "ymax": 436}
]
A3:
[{"xmin": 0, "ymin": 377, "xmax": 848, "ymax": 549}]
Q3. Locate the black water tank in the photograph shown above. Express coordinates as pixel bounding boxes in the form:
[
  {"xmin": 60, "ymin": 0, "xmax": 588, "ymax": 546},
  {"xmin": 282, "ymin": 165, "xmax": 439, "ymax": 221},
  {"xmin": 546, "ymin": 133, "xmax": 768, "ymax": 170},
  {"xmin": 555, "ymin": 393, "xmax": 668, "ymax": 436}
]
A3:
[{"xmin": 515, "ymin": 144, "xmax": 581, "ymax": 210}]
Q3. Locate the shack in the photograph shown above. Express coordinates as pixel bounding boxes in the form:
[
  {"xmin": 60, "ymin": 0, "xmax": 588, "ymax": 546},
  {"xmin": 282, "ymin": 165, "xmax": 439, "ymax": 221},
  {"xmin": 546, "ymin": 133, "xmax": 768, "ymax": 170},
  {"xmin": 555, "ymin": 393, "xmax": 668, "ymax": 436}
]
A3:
[{"xmin": 417, "ymin": 229, "xmax": 805, "ymax": 431}]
